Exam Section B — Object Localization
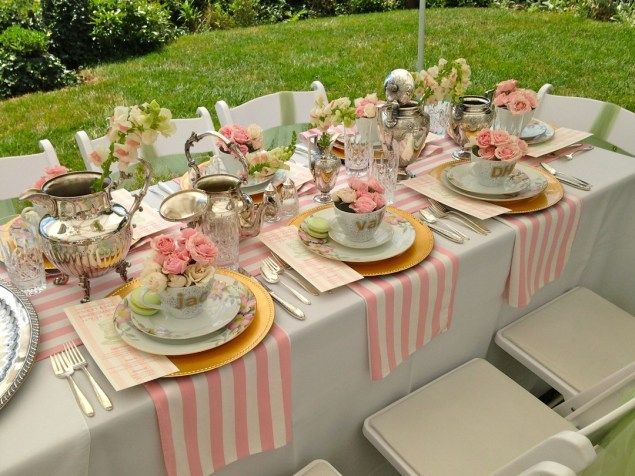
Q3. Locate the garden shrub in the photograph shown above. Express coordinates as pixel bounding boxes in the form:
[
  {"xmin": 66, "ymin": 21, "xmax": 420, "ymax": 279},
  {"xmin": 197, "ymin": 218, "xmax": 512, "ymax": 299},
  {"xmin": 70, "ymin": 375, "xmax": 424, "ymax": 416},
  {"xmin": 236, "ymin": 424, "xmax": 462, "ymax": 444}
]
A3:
[
  {"xmin": 91, "ymin": 0, "xmax": 177, "ymax": 58},
  {"xmin": 0, "ymin": 26, "xmax": 77, "ymax": 99},
  {"xmin": 0, "ymin": 0, "xmax": 42, "ymax": 32},
  {"xmin": 575, "ymin": 0, "xmax": 630, "ymax": 21},
  {"xmin": 201, "ymin": 2, "xmax": 235, "ymax": 29},
  {"xmin": 230, "ymin": 0, "xmax": 258, "ymax": 26},
  {"xmin": 41, "ymin": 0, "xmax": 95, "ymax": 68}
]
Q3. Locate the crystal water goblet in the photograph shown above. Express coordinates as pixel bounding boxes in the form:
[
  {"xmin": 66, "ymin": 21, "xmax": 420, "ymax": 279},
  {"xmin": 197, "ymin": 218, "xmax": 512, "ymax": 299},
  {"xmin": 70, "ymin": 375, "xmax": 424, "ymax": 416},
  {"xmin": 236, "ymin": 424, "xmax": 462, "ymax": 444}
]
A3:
[
  {"xmin": 343, "ymin": 132, "xmax": 371, "ymax": 176},
  {"xmin": 311, "ymin": 154, "xmax": 341, "ymax": 204}
]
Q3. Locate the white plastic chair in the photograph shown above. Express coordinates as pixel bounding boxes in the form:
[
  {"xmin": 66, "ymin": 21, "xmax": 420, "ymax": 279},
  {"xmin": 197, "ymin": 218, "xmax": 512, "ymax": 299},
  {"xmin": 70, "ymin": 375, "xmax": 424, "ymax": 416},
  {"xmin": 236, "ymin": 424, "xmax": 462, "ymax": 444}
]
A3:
[
  {"xmin": 294, "ymin": 459, "xmax": 342, "ymax": 476},
  {"xmin": 534, "ymin": 84, "xmax": 635, "ymax": 156},
  {"xmin": 215, "ymin": 81, "xmax": 327, "ymax": 148},
  {"xmin": 364, "ymin": 358, "xmax": 635, "ymax": 476},
  {"xmin": 516, "ymin": 461, "xmax": 576, "ymax": 476},
  {"xmin": 496, "ymin": 287, "xmax": 635, "ymax": 399},
  {"xmin": 0, "ymin": 140, "xmax": 60, "ymax": 200},
  {"xmin": 76, "ymin": 107, "xmax": 218, "ymax": 173}
]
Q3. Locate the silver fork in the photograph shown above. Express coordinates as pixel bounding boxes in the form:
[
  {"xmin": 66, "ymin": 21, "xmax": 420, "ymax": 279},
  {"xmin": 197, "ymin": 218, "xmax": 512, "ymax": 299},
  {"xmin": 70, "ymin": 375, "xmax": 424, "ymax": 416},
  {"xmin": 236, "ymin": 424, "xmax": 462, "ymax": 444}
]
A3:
[
  {"xmin": 428, "ymin": 199, "xmax": 490, "ymax": 235},
  {"xmin": 266, "ymin": 255, "xmax": 321, "ymax": 296},
  {"xmin": 561, "ymin": 144, "xmax": 594, "ymax": 161},
  {"xmin": 50, "ymin": 352, "xmax": 95, "ymax": 417},
  {"xmin": 63, "ymin": 342, "xmax": 113, "ymax": 411}
]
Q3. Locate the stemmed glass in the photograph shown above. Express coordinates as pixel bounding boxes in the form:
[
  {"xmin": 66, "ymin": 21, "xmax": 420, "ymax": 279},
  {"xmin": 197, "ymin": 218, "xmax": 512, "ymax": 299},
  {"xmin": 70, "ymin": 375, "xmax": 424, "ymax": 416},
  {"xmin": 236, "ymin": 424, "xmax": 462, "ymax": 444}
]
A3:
[
  {"xmin": 370, "ymin": 148, "xmax": 398, "ymax": 205},
  {"xmin": 343, "ymin": 131, "xmax": 371, "ymax": 176},
  {"xmin": 309, "ymin": 141, "xmax": 341, "ymax": 204}
]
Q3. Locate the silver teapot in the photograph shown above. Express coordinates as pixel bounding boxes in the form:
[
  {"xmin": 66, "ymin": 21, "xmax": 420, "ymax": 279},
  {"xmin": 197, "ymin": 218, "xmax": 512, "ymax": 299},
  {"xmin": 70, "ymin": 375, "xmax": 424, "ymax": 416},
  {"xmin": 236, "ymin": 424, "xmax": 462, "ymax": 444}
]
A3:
[
  {"xmin": 158, "ymin": 131, "xmax": 275, "ymax": 239},
  {"xmin": 20, "ymin": 162, "xmax": 151, "ymax": 302},
  {"xmin": 378, "ymin": 69, "xmax": 430, "ymax": 180},
  {"xmin": 447, "ymin": 94, "xmax": 495, "ymax": 150}
]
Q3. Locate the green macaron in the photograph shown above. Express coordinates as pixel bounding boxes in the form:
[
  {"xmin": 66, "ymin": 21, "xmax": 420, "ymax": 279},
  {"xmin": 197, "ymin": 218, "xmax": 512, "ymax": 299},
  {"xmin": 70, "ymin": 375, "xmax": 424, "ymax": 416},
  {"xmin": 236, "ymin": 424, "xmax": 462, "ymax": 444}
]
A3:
[
  {"xmin": 305, "ymin": 216, "xmax": 330, "ymax": 234},
  {"xmin": 128, "ymin": 288, "xmax": 161, "ymax": 316}
]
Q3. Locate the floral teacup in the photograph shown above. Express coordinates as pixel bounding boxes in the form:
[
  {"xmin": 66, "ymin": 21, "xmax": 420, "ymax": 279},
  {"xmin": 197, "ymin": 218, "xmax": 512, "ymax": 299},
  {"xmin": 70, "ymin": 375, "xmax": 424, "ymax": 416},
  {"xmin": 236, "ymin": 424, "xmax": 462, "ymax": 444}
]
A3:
[
  {"xmin": 140, "ymin": 280, "xmax": 214, "ymax": 320},
  {"xmin": 471, "ymin": 153, "xmax": 518, "ymax": 188},
  {"xmin": 333, "ymin": 205, "xmax": 386, "ymax": 243}
]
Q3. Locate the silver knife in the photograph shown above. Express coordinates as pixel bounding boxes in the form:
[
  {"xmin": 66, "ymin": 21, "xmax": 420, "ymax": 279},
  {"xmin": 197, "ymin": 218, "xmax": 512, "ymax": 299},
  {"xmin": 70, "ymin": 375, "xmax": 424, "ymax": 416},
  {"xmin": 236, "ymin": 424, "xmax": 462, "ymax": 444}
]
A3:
[
  {"xmin": 259, "ymin": 279, "xmax": 306, "ymax": 320},
  {"xmin": 422, "ymin": 221, "xmax": 464, "ymax": 244},
  {"xmin": 540, "ymin": 162, "xmax": 592, "ymax": 191}
]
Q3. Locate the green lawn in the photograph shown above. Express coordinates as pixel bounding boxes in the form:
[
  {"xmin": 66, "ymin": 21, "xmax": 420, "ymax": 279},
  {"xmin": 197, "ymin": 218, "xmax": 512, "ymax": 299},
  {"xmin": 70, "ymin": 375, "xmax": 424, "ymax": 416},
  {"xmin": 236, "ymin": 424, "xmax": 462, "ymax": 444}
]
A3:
[{"xmin": 1, "ymin": 8, "xmax": 633, "ymax": 170}]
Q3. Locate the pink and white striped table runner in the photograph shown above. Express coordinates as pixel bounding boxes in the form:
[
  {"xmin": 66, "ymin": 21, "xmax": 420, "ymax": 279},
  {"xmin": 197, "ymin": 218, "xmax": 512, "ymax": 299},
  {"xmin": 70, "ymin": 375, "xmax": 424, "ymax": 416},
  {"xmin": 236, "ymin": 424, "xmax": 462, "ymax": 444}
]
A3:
[{"xmin": 3, "ymin": 243, "xmax": 293, "ymax": 476}]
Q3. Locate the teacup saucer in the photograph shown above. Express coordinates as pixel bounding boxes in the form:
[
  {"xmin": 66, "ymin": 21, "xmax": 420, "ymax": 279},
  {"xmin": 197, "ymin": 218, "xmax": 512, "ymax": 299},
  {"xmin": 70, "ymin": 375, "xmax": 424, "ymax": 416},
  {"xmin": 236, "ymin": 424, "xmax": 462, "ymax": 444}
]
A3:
[
  {"xmin": 129, "ymin": 277, "xmax": 243, "ymax": 340},
  {"xmin": 521, "ymin": 123, "xmax": 547, "ymax": 141},
  {"xmin": 446, "ymin": 163, "xmax": 530, "ymax": 196},
  {"xmin": 328, "ymin": 219, "xmax": 394, "ymax": 249}
]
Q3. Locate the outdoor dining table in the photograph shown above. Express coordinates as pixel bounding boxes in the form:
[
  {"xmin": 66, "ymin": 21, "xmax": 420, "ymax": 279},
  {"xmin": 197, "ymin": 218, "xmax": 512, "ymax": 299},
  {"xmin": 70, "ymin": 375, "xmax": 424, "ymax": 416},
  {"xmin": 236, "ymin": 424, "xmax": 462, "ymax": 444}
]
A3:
[{"xmin": 1, "ymin": 136, "xmax": 634, "ymax": 476}]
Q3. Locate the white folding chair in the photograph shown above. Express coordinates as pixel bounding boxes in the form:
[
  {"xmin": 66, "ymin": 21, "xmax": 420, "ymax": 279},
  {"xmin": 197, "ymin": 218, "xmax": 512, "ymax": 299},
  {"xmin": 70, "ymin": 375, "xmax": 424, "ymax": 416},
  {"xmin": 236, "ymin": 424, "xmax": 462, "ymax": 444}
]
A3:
[
  {"xmin": 534, "ymin": 84, "xmax": 635, "ymax": 156},
  {"xmin": 516, "ymin": 461, "xmax": 576, "ymax": 476},
  {"xmin": 294, "ymin": 459, "xmax": 342, "ymax": 476},
  {"xmin": 496, "ymin": 287, "xmax": 635, "ymax": 399},
  {"xmin": 76, "ymin": 107, "xmax": 218, "ymax": 173},
  {"xmin": 215, "ymin": 81, "xmax": 327, "ymax": 148},
  {"xmin": 0, "ymin": 140, "xmax": 60, "ymax": 200},
  {"xmin": 364, "ymin": 358, "xmax": 635, "ymax": 476}
]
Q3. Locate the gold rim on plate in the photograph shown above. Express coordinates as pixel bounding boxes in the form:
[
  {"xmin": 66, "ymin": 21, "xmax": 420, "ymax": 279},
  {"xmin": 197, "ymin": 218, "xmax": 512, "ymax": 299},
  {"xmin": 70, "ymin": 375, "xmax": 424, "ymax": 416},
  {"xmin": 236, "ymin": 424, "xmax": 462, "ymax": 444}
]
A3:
[
  {"xmin": 289, "ymin": 205, "xmax": 434, "ymax": 276},
  {"xmin": 107, "ymin": 268, "xmax": 275, "ymax": 377},
  {"xmin": 429, "ymin": 160, "xmax": 565, "ymax": 214}
]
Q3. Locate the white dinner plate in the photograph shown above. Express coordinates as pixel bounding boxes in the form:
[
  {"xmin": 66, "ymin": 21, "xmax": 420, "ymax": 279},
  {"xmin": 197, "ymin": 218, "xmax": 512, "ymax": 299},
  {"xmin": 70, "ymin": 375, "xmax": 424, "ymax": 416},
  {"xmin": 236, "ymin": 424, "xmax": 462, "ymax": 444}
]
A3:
[
  {"xmin": 441, "ymin": 163, "xmax": 549, "ymax": 203},
  {"xmin": 114, "ymin": 275, "xmax": 257, "ymax": 356},
  {"xmin": 327, "ymin": 219, "xmax": 394, "ymax": 250},
  {"xmin": 129, "ymin": 277, "xmax": 242, "ymax": 340},
  {"xmin": 297, "ymin": 208, "xmax": 415, "ymax": 262},
  {"xmin": 446, "ymin": 162, "xmax": 531, "ymax": 196}
]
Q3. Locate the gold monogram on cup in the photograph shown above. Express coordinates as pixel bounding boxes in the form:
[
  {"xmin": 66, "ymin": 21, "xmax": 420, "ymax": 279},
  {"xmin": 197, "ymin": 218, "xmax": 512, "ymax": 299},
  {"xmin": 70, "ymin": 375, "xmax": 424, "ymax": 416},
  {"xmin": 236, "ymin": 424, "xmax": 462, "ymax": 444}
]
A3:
[
  {"xmin": 140, "ymin": 281, "xmax": 214, "ymax": 319},
  {"xmin": 355, "ymin": 216, "xmax": 381, "ymax": 231},
  {"xmin": 489, "ymin": 162, "xmax": 515, "ymax": 178}
]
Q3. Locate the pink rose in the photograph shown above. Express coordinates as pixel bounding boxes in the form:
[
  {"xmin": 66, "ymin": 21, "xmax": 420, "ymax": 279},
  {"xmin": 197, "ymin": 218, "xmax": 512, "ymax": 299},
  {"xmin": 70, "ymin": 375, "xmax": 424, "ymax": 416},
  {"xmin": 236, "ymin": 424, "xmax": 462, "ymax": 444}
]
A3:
[
  {"xmin": 151, "ymin": 235, "xmax": 176, "ymax": 255},
  {"xmin": 355, "ymin": 104, "xmax": 367, "ymax": 118},
  {"xmin": 478, "ymin": 146, "xmax": 496, "ymax": 160},
  {"xmin": 348, "ymin": 178, "xmax": 369, "ymax": 194},
  {"xmin": 153, "ymin": 253, "xmax": 166, "ymax": 265},
  {"xmin": 33, "ymin": 176, "xmax": 47, "ymax": 189},
  {"xmin": 371, "ymin": 192, "xmax": 386, "ymax": 209},
  {"xmin": 521, "ymin": 89, "xmax": 538, "ymax": 109},
  {"xmin": 162, "ymin": 253, "xmax": 189, "ymax": 275},
  {"xmin": 367, "ymin": 177, "xmax": 385, "ymax": 194},
  {"xmin": 173, "ymin": 248, "xmax": 191, "ymax": 262},
  {"xmin": 476, "ymin": 129, "xmax": 492, "ymax": 148},
  {"xmin": 232, "ymin": 128, "xmax": 249, "ymax": 145},
  {"xmin": 186, "ymin": 233, "xmax": 218, "ymax": 265},
  {"xmin": 494, "ymin": 144, "xmax": 521, "ymax": 161},
  {"xmin": 493, "ymin": 94, "xmax": 509, "ymax": 107},
  {"xmin": 237, "ymin": 143, "xmax": 249, "ymax": 155},
  {"xmin": 495, "ymin": 79, "xmax": 518, "ymax": 97},
  {"xmin": 350, "ymin": 194, "xmax": 377, "ymax": 213},
  {"xmin": 44, "ymin": 165, "xmax": 69, "ymax": 177},
  {"xmin": 517, "ymin": 138, "xmax": 529, "ymax": 156},
  {"xmin": 507, "ymin": 91, "xmax": 533, "ymax": 115},
  {"xmin": 177, "ymin": 227, "xmax": 197, "ymax": 246},
  {"xmin": 490, "ymin": 130, "xmax": 511, "ymax": 147}
]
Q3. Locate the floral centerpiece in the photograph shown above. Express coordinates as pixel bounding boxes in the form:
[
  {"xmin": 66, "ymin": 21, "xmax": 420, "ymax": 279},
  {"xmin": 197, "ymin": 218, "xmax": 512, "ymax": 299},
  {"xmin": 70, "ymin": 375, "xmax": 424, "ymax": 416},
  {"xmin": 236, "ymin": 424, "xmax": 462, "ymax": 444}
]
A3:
[
  {"xmin": 412, "ymin": 57, "xmax": 472, "ymax": 106},
  {"xmin": 89, "ymin": 100, "xmax": 176, "ymax": 191},
  {"xmin": 33, "ymin": 165, "xmax": 70, "ymax": 189},
  {"xmin": 137, "ymin": 228, "xmax": 219, "ymax": 319},
  {"xmin": 353, "ymin": 93, "xmax": 383, "ymax": 144},
  {"xmin": 470, "ymin": 129, "xmax": 528, "ymax": 187},
  {"xmin": 331, "ymin": 178, "xmax": 387, "ymax": 243},
  {"xmin": 215, "ymin": 123, "xmax": 296, "ymax": 179},
  {"xmin": 309, "ymin": 96, "xmax": 356, "ymax": 149},
  {"xmin": 492, "ymin": 80, "xmax": 539, "ymax": 136}
]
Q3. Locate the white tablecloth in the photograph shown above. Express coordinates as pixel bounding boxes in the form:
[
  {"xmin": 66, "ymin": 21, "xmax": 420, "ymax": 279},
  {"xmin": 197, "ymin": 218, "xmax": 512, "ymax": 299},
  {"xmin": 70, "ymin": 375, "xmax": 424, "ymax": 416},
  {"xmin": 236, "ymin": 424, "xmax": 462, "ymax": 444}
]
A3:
[{"xmin": 1, "ymin": 146, "xmax": 635, "ymax": 476}]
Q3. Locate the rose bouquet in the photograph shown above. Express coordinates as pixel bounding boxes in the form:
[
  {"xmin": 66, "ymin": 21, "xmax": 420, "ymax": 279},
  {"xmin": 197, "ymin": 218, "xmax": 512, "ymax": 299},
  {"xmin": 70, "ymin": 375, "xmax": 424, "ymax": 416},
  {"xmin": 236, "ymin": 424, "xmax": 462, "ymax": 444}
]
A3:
[
  {"xmin": 331, "ymin": 177, "xmax": 386, "ymax": 213},
  {"xmin": 140, "ymin": 228, "xmax": 219, "ymax": 293},
  {"xmin": 216, "ymin": 124, "xmax": 263, "ymax": 155},
  {"xmin": 471, "ymin": 129, "xmax": 528, "ymax": 161},
  {"xmin": 33, "ymin": 165, "xmax": 70, "ymax": 189},
  {"xmin": 354, "ymin": 93, "xmax": 383, "ymax": 119},
  {"xmin": 493, "ymin": 80, "xmax": 538, "ymax": 115},
  {"xmin": 90, "ymin": 100, "xmax": 176, "ymax": 191}
]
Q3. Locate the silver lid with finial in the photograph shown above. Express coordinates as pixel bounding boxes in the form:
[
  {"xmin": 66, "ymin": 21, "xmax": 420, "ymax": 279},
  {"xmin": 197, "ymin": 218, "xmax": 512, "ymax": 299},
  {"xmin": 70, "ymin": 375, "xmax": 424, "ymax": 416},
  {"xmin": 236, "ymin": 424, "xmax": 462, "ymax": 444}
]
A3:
[{"xmin": 383, "ymin": 69, "xmax": 415, "ymax": 106}]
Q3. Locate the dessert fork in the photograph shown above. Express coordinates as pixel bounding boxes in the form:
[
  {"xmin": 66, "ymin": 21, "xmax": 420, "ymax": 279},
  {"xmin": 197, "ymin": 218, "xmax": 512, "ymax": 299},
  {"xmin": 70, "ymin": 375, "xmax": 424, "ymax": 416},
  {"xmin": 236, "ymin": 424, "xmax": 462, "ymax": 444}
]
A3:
[
  {"xmin": 63, "ymin": 341, "xmax": 113, "ymax": 411},
  {"xmin": 50, "ymin": 352, "xmax": 94, "ymax": 417}
]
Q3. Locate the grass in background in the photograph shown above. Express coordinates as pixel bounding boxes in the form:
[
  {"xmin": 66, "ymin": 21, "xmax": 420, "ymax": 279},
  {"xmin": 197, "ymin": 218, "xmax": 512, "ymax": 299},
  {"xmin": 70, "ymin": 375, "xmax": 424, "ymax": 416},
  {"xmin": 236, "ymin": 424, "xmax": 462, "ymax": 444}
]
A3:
[{"xmin": 1, "ymin": 7, "xmax": 633, "ymax": 169}]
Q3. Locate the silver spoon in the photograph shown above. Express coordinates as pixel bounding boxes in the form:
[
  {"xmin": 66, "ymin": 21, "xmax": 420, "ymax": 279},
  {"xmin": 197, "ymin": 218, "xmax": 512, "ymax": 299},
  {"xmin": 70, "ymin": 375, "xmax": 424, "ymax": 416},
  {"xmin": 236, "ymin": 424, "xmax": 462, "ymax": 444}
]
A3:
[
  {"xmin": 420, "ymin": 208, "xmax": 469, "ymax": 241},
  {"xmin": 418, "ymin": 209, "xmax": 464, "ymax": 244},
  {"xmin": 561, "ymin": 144, "xmax": 594, "ymax": 161},
  {"xmin": 260, "ymin": 263, "xmax": 311, "ymax": 305}
]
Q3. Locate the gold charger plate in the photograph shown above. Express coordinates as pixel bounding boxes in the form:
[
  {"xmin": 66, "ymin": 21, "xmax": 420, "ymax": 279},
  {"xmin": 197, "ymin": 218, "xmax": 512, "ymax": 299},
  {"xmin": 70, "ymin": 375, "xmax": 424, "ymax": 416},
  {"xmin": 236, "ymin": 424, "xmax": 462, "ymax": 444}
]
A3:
[
  {"xmin": 107, "ymin": 268, "xmax": 275, "ymax": 377},
  {"xmin": 429, "ymin": 160, "xmax": 565, "ymax": 214},
  {"xmin": 290, "ymin": 205, "xmax": 434, "ymax": 276}
]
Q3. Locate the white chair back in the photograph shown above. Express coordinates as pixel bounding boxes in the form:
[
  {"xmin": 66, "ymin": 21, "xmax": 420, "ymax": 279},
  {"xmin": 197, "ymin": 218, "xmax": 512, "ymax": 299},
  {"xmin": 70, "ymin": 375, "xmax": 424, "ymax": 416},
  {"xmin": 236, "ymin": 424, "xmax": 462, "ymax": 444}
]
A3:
[
  {"xmin": 534, "ymin": 85, "xmax": 635, "ymax": 156},
  {"xmin": 76, "ymin": 107, "xmax": 218, "ymax": 173},
  {"xmin": 0, "ymin": 140, "xmax": 60, "ymax": 200},
  {"xmin": 215, "ymin": 81, "xmax": 327, "ymax": 131},
  {"xmin": 517, "ymin": 461, "xmax": 577, "ymax": 476}
]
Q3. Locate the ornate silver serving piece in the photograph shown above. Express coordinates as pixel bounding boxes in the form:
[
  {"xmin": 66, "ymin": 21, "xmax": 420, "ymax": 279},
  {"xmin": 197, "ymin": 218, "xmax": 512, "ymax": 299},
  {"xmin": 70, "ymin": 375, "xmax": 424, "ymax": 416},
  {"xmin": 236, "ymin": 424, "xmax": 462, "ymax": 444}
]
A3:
[
  {"xmin": 159, "ymin": 131, "xmax": 275, "ymax": 239},
  {"xmin": 0, "ymin": 279, "xmax": 39, "ymax": 410},
  {"xmin": 378, "ymin": 68, "xmax": 430, "ymax": 180},
  {"xmin": 447, "ymin": 95, "xmax": 495, "ymax": 150},
  {"xmin": 20, "ymin": 162, "xmax": 152, "ymax": 302}
]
